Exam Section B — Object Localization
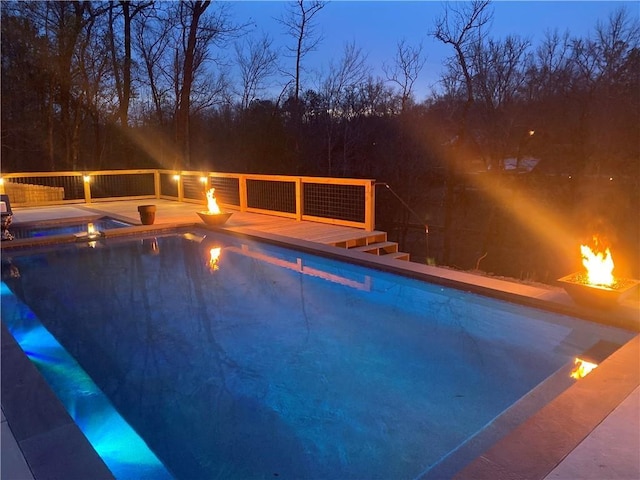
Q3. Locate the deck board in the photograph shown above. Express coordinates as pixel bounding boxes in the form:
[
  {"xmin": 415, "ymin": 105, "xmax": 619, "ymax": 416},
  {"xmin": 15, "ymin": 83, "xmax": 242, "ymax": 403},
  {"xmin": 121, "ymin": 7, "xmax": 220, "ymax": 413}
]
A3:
[{"xmin": 10, "ymin": 199, "xmax": 389, "ymax": 247}]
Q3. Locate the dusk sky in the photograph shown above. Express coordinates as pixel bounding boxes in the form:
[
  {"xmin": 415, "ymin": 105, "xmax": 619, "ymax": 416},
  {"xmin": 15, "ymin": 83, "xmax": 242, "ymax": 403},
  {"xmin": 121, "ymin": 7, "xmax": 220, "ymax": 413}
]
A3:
[{"xmin": 227, "ymin": 1, "xmax": 638, "ymax": 100}]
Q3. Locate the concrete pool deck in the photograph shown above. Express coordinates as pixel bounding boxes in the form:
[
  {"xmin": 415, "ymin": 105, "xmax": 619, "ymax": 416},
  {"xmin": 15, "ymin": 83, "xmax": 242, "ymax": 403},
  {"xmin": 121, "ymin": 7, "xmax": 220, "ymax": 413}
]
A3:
[{"xmin": 1, "ymin": 200, "xmax": 639, "ymax": 479}]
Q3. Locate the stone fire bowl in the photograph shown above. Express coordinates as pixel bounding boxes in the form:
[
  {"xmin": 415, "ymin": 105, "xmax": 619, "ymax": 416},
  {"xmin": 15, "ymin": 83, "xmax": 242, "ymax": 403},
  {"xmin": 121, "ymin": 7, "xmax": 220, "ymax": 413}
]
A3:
[
  {"xmin": 558, "ymin": 272, "xmax": 640, "ymax": 309},
  {"xmin": 197, "ymin": 211, "xmax": 233, "ymax": 226}
]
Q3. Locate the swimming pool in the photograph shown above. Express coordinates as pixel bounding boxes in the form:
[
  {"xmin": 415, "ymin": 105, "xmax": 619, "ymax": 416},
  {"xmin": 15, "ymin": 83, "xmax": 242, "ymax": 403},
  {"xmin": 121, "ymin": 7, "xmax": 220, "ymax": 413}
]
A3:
[
  {"xmin": 7, "ymin": 216, "xmax": 133, "ymax": 239},
  {"xmin": 1, "ymin": 230, "xmax": 635, "ymax": 479}
]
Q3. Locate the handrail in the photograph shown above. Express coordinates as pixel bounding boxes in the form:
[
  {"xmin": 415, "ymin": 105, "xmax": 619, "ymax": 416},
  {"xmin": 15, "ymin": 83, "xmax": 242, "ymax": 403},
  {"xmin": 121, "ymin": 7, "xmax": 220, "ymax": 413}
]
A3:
[{"xmin": 0, "ymin": 169, "xmax": 376, "ymax": 231}]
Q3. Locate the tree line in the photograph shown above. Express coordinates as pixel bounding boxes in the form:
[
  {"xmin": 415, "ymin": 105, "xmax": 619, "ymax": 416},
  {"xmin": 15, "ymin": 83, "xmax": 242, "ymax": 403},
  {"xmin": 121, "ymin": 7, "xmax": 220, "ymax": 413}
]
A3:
[{"xmin": 1, "ymin": 0, "xmax": 638, "ymax": 281}]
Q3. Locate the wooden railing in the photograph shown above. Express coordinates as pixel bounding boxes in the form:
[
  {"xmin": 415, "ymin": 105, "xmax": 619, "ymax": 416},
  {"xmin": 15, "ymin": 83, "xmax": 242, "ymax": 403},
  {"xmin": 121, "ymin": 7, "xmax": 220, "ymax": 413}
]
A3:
[{"xmin": 0, "ymin": 169, "xmax": 376, "ymax": 231}]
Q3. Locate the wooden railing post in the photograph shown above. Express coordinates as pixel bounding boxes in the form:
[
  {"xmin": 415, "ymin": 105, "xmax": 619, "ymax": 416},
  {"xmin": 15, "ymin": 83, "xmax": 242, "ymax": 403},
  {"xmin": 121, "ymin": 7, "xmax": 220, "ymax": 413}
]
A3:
[
  {"xmin": 177, "ymin": 174, "xmax": 184, "ymax": 202},
  {"xmin": 83, "ymin": 173, "xmax": 92, "ymax": 204},
  {"xmin": 239, "ymin": 175, "xmax": 247, "ymax": 212},
  {"xmin": 295, "ymin": 178, "xmax": 302, "ymax": 221},
  {"xmin": 364, "ymin": 180, "xmax": 375, "ymax": 231},
  {"xmin": 154, "ymin": 170, "xmax": 161, "ymax": 198}
]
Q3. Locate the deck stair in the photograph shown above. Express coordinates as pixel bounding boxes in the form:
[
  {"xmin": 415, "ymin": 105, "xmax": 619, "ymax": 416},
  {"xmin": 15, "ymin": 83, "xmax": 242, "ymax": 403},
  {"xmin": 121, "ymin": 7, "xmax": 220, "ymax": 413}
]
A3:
[
  {"xmin": 351, "ymin": 241, "xmax": 399, "ymax": 255},
  {"xmin": 326, "ymin": 231, "xmax": 410, "ymax": 261},
  {"xmin": 329, "ymin": 232, "xmax": 387, "ymax": 249}
]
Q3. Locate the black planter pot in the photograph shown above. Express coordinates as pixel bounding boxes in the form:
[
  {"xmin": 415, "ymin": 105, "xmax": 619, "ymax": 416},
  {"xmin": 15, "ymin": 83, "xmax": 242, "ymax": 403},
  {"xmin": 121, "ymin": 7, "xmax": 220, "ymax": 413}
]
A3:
[{"xmin": 137, "ymin": 205, "xmax": 157, "ymax": 225}]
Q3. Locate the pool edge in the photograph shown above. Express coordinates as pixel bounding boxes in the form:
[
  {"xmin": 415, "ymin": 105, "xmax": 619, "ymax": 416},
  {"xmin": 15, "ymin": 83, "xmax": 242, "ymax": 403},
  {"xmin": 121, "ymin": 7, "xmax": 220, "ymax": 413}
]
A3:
[
  {"xmin": 2, "ymin": 223, "xmax": 638, "ymax": 480},
  {"xmin": 453, "ymin": 334, "xmax": 640, "ymax": 480}
]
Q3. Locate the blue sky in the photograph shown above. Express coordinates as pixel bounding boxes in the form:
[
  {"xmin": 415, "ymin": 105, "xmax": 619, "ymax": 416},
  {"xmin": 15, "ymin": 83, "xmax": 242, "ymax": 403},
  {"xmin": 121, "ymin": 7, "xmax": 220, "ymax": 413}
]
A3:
[{"xmin": 226, "ymin": 1, "xmax": 638, "ymax": 100}]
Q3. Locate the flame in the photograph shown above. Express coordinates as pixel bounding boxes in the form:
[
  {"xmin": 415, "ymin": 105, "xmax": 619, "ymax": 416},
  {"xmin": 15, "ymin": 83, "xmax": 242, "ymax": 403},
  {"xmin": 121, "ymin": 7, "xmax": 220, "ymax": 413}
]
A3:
[
  {"xmin": 580, "ymin": 243, "xmax": 614, "ymax": 286},
  {"xmin": 208, "ymin": 247, "xmax": 221, "ymax": 271},
  {"xmin": 570, "ymin": 357, "xmax": 598, "ymax": 379},
  {"xmin": 206, "ymin": 188, "xmax": 222, "ymax": 214},
  {"xmin": 87, "ymin": 222, "xmax": 96, "ymax": 236}
]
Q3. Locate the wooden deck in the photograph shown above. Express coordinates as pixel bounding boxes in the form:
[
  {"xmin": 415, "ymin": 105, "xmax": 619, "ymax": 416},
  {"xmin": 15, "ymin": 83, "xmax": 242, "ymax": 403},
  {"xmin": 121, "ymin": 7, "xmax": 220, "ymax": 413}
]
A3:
[{"xmin": 8, "ymin": 199, "xmax": 410, "ymax": 260}]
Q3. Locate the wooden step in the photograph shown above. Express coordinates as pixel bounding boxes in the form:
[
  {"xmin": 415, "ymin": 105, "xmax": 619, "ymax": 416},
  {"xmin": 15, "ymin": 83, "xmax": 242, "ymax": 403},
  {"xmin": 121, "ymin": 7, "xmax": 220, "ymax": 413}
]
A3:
[
  {"xmin": 350, "ymin": 241, "xmax": 399, "ymax": 255},
  {"xmin": 330, "ymin": 232, "xmax": 387, "ymax": 249},
  {"xmin": 386, "ymin": 251, "xmax": 410, "ymax": 261}
]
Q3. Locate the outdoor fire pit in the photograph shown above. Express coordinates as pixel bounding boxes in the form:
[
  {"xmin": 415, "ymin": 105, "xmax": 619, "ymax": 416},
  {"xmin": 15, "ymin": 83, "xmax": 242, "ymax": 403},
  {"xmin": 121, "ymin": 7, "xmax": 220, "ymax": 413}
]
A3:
[
  {"xmin": 197, "ymin": 211, "xmax": 233, "ymax": 226},
  {"xmin": 558, "ymin": 272, "xmax": 639, "ymax": 309},
  {"xmin": 559, "ymin": 240, "xmax": 639, "ymax": 309},
  {"xmin": 197, "ymin": 188, "xmax": 233, "ymax": 226}
]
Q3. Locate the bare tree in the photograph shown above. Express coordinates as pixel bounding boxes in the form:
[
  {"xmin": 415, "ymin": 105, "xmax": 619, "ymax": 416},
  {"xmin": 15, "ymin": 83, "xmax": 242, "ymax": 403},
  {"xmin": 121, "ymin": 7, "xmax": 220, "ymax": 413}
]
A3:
[
  {"xmin": 234, "ymin": 33, "xmax": 280, "ymax": 110},
  {"xmin": 580, "ymin": 6, "xmax": 640, "ymax": 173},
  {"xmin": 174, "ymin": 0, "xmax": 210, "ymax": 169},
  {"xmin": 279, "ymin": 0, "xmax": 326, "ymax": 104},
  {"xmin": 76, "ymin": 6, "xmax": 113, "ymax": 167},
  {"xmin": 528, "ymin": 29, "xmax": 574, "ymax": 99},
  {"xmin": 171, "ymin": 0, "xmax": 241, "ymax": 168},
  {"xmin": 318, "ymin": 41, "xmax": 370, "ymax": 175},
  {"xmin": 383, "ymin": 39, "xmax": 426, "ymax": 112},
  {"xmin": 133, "ymin": 4, "xmax": 174, "ymax": 126},
  {"xmin": 471, "ymin": 34, "xmax": 531, "ymax": 169},
  {"xmin": 432, "ymin": 0, "xmax": 492, "ymax": 142},
  {"xmin": 593, "ymin": 7, "xmax": 640, "ymax": 83},
  {"xmin": 473, "ymin": 35, "xmax": 530, "ymax": 111},
  {"xmin": 432, "ymin": 0, "xmax": 493, "ymax": 265},
  {"xmin": 108, "ymin": 1, "xmax": 153, "ymax": 129},
  {"xmin": 26, "ymin": 1, "xmax": 94, "ymax": 169}
]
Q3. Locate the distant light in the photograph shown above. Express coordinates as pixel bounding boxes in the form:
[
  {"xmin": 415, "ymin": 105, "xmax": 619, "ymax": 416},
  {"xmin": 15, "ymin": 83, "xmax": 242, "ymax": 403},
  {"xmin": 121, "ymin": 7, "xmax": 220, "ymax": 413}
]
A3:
[
  {"xmin": 609, "ymin": 177, "xmax": 614, "ymax": 181},
  {"xmin": 83, "ymin": 175, "xmax": 91, "ymax": 183},
  {"xmin": 173, "ymin": 174, "xmax": 180, "ymax": 181},
  {"xmin": 528, "ymin": 130, "xmax": 535, "ymax": 136},
  {"xmin": 568, "ymin": 175, "xmax": 572, "ymax": 179}
]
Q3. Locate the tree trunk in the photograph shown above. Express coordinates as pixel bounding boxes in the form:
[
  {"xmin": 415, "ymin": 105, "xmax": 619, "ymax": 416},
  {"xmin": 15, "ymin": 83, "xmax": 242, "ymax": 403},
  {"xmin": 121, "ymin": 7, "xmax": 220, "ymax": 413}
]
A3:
[{"xmin": 175, "ymin": 1, "xmax": 210, "ymax": 170}]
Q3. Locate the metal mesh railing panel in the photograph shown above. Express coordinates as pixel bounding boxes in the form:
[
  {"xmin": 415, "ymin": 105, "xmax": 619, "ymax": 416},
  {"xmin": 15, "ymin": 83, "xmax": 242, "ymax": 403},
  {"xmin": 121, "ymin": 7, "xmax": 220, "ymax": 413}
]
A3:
[
  {"xmin": 160, "ymin": 174, "xmax": 178, "ymax": 197},
  {"xmin": 90, "ymin": 173, "xmax": 155, "ymax": 199},
  {"xmin": 182, "ymin": 175, "xmax": 206, "ymax": 201},
  {"xmin": 210, "ymin": 177, "xmax": 240, "ymax": 206},
  {"xmin": 303, "ymin": 183, "xmax": 365, "ymax": 222},
  {"xmin": 3, "ymin": 176, "xmax": 82, "ymax": 202},
  {"xmin": 246, "ymin": 179, "xmax": 296, "ymax": 213}
]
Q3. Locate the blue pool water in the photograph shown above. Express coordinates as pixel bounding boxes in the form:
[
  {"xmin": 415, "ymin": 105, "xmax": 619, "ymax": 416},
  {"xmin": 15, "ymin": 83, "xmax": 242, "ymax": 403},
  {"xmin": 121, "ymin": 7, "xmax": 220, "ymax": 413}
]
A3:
[
  {"xmin": 1, "ymin": 231, "xmax": 634, "ymax": 479},
  {"xmin": 9, "ymin": 216, "xmax": 132, "ymax": 239}
]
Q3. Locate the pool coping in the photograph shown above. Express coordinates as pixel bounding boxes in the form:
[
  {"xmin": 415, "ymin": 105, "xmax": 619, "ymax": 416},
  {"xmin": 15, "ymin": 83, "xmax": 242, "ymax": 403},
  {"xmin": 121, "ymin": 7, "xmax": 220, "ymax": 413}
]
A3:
[
  {"xmin": 454, "ymin": 335, "xmax": 639, "ymax": 480},
  {"xmin": 1, "ymin": 222, "xmax": 639, "ymax": 479}
]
